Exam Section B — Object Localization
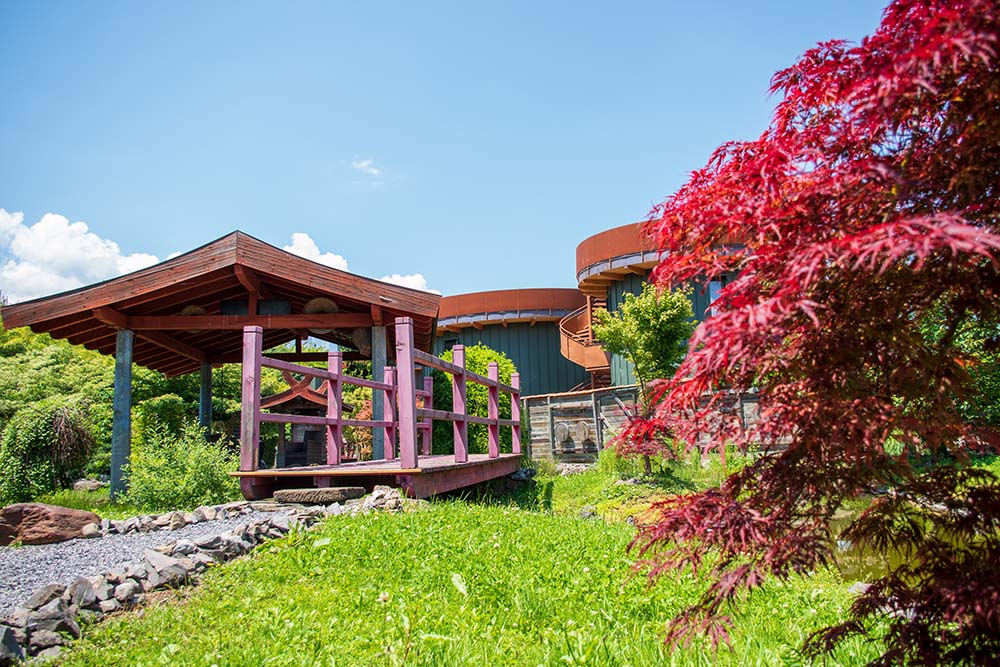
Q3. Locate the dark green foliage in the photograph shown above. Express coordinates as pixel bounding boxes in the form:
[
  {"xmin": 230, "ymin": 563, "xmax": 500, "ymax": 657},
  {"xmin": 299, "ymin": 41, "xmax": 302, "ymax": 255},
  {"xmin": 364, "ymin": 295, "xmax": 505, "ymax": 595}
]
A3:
[
  {"xmin": 431, "ymin": 345, "xmax": 516, "ymax": 455},
  {"xmin": 0, "ymin": 396, "xmax": 95, "ymax": 503},
  {"xmin": 123, "ymin": 420, "xmax": 240, "ymax": 511}
]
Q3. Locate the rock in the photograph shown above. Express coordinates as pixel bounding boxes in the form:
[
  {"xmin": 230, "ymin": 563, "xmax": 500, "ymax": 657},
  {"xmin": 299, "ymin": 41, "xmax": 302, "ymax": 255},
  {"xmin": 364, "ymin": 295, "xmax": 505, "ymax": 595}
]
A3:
[
  {"xmin": 104, "ymin": 568, "xmax": 127, "ymax": 585},
  {"xmin": 28, "ymin": 628, "xmax": 63, "ymax": 650},
  {"xmin": 152, "ymin": 514, "xmax": 171, "ymax": 528},
  {"xmin": 98, "ymin": 599, "xmax": 120, "ymax": 614},
  {"xmin": 173, "ymin": 539, "xmax": 197, "ymax": 556},
  {"xmin": 72, "ymin": 479, "xmax": 105, "ymax": 492},
  {"xmin": 189, "ymin": 553, "xmax": 214, "ymax": 570},
  {"xmin": 34, "ymin": 646, "xmax": 62, "ymax": 661},
  {"xmin": 0, "ymin": 625, "xmax": 25, "ymax": 664},
  {"xmin": 579, "ymin": 505, "xmax": 598, "ymax": 520},
  {"xmin": 194, "ymin": 534, "xmax": 222, "ymax": 549},
  {"xmin": 64, "ymin": 577, "xmax": 97, "ymax": 609},
  {"xmin": 26, "ymin": 598, "xmax": 80, "ymax": 639},
  {"xmin": 0, "ymin": 504, "xmax": 101, "ymax": 546},
  {"xmin": 100, "ymin": 518, "xmax": 115, "ymax": 535},
  {"xmin": 168, "ymin": 512, "xmax": 187, "ymax": 530},
  {"xmin": 121, "ymin": 517, "xmax": 141, "ymax": 533},
  {"xmin": 6, "ymin": 608, "xmax": 28, "ymax": 629},
  {"xmin": 324, "ymin": 503, "xmax": 346, "ymax": 516},
  {"xmin": 144, "ymin": 549, "xmax": 189, "ymax": 585},
  {"xmin": 80, "ymin": 522, "xmax": 102, "ymax": 539},
  {"xmin": 273, "ymin": 487, "xmax": 366, "ymax": 504},
  {"xmin": 90, "ymin": 577, "xmax": 113, "ymax": 603},
  {"xmin": 510, "ymin": 467, "xmax": 536, "ymax": 481},
  {"xmin": 21, "ymin": 584, "xmax": 66, "ymax": 611},
  {"xmin": 114, "ymin": 580, "xmax": 141, "ymax": 603}
]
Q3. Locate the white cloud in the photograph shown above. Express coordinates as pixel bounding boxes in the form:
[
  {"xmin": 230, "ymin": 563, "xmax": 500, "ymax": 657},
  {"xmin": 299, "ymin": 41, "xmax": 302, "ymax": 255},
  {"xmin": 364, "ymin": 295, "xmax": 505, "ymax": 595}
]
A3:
[
  {"xmin": 0, "ymin": 209, "xmax": 160, "ymax": 303},
  {"xmin": 378, "ymin": 272, "xmax": 441, "ymax": 294},
  {"xmin": 282, "ymin": 232, "xmax": 349, "ymax": 271},
  {"xmin": 351, "ymin": 158, "xmax": 382, "ymax": 177}
]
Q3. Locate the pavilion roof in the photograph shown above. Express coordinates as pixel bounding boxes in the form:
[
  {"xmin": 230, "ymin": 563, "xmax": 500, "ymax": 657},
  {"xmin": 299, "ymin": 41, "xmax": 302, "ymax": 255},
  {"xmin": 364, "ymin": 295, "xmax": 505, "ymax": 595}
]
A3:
[{"xmin": 1, "ymin": 231, "xmax": 440, "ymax": 376}]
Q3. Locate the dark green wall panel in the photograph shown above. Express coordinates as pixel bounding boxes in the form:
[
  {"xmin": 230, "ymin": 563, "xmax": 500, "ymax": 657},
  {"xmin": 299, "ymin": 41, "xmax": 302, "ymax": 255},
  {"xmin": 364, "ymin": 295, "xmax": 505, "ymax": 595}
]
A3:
[{"xmin": 433, "ymin": 322, "xmax": 589, "ymax": 396}]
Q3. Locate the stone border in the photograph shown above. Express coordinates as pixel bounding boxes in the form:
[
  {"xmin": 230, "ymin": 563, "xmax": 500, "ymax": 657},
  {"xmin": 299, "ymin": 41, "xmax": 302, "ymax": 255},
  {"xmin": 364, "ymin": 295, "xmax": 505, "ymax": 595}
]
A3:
[{"xmin": 0, "ymin": 486, "xmax": 419, "ymax": 664}]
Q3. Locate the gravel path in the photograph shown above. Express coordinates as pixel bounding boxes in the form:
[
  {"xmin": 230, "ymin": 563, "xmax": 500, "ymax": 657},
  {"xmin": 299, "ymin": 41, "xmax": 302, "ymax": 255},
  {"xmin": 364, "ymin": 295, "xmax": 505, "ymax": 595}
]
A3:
[{"xmin": 0, "ymin": 510, "xmax": 287, "ymax": 618}]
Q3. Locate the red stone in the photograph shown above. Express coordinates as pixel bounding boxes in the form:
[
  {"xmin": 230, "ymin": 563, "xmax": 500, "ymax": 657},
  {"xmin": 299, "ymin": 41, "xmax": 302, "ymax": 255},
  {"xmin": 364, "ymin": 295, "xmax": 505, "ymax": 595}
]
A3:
[{"xmin": 0, "ymin": 503, "xmax": 101, "ymax": 546}]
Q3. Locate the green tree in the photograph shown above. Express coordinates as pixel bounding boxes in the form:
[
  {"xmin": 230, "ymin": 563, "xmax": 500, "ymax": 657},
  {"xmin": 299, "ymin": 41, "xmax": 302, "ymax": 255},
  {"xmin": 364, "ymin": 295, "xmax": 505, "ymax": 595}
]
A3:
[
  {"xmin": 593, "ymin": 283, "xmax": 695, "ymax": 473},
  {"xmin": 431, "ymin": 344, "xmax": 516, "ymax": 456}
]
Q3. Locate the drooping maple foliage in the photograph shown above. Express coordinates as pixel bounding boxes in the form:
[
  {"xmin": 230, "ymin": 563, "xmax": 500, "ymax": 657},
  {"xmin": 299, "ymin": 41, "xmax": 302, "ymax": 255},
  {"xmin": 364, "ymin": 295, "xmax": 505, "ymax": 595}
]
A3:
[{"xmin": 628, "ymin": 1, "xmax": 1000, "ymax": 664}]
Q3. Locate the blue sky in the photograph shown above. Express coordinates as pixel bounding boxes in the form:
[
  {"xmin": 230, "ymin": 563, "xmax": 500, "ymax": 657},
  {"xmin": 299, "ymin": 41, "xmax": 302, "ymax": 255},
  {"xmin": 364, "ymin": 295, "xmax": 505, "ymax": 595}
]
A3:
[{"xmin": 0, "ymin": 1, "xmax": 886, "ymax": 302}]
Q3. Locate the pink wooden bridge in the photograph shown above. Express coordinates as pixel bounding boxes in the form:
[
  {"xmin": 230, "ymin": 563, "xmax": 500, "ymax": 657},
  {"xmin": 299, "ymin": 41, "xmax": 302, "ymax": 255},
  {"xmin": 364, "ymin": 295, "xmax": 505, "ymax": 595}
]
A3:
[{"xmin": 233, "ymin": 317, "xmax": 523, "ymax": 499}]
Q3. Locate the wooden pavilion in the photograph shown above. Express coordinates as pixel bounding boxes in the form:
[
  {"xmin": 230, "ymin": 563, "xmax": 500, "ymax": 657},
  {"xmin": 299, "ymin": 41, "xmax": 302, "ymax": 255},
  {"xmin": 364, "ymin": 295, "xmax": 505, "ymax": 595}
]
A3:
[{"xmin": 0, "ymin": 231, "xmax": 441, "ymax": 497}]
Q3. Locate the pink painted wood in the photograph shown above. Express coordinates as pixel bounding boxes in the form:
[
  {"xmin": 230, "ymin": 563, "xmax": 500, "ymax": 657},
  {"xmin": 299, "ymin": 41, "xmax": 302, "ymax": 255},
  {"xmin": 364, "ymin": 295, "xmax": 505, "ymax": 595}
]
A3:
[
  {"xmin": 511, "ymin": 372, "xmax": 522, "ymax": 454},
  {"xmin": 451, "ymin": 345, "xmax": 468, "ymax": 463},
  {"xmin": 421, "ymin": 375, "xmax": 433, "ymax": 455},
  {"xmin": 326, "ymin": 350, "xmax": 343, "ymax": 465},
  {"xmin": 394, "ymin": 317, "xmax": 419, "ymax": 469},
  {"xmin": 240, "ymin": 326, "xmax": 263, "ymax": 472},
  {"xmin": 487, "ymin": 362, "xmax": 500, "ymax": 459},
  {"xmin": 383, "ymin": 365, "xmax": 397, "ymax": 460}
]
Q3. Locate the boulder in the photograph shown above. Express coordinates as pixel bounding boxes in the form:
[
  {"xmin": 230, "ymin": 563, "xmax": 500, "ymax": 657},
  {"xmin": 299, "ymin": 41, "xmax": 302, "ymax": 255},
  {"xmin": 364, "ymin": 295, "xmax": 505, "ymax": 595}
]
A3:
[
  {"xmin": 0, "ymin": 625, "xmax": 25, "ymax": 665},
  {"xmin": 80, "ymin": 523, "xmax": 102, "ymax": 539},
  {"xmin": 0, "ymin": 504, "xmax": 101, "ymax": 546},
  {"xmin": 273, "ymin": 487, "xmax": 366, "ymax": 504},
  {"xmin": 21, "ymin": 584, "xmax": 65, "ymax": 611},
  {"xmin": 114, "ymin": 581, "xmax": 141, "ymax": 603},
  {"xmin": 64, "ymin": 577, "xmax": 97, "ymax": 609},
  {"xmin": 143, "ymin": 549, "xmax": 189, "ymax": 585},
  {"xmin": 72, "ymin": 479, "xmax": 105, "ymax": 493},
  {"xmin": 28, "ymin": 629, "xmax": 63, "ymax": 651},
  {"xmin": 25, "ymin": 598, "xmax": 79, "ymax": 639}
]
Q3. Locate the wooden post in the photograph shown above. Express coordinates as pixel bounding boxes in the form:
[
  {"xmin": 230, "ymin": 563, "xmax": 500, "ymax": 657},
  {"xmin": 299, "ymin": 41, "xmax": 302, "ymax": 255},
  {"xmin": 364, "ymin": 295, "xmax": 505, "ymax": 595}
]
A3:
[
  {"xmin": 240, "ymin": 326, "xmax": 263, "ymax": 473},
  {"xmin": 383, "ymin": 366, "xmax": 397, "ymax": 459},
  {"xmin": 511, "ymin": 372, "xmax": 522, "ymax": 455},
  {"xmin": 109, "ymin": 329, "xmax": 134, "ymax": 500},
  {"xmin": 326, "ymin": 350, "xmax": 343, "ymax": 466},
  {"xmin": 422, "ymin": 374, "xmax": 434, "ymax": 455},
  {"xmin": 198, "ymin": 362, "xmax": 213, "ymax": 429},
  {"xmin": 371, "ymin": 325, "xmax": 387, "ymax": 459},
  {"xmin": 487, "ymin": 362, "xmax": 500, "ymax": 458},
  {"xmin": 394, "ymin": 317, "xmax": 418, "ymax": 469},
  {"xmin": 452, "ymin": 345, "xmax": 468, "ymax": 463}
]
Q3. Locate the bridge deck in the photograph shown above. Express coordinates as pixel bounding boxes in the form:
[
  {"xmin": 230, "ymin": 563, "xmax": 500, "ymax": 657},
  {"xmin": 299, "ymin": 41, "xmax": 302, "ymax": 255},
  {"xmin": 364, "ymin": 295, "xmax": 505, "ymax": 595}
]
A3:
[{"xmin": 232, "ymin": 453, "xmax": 522, "ymax": 499}]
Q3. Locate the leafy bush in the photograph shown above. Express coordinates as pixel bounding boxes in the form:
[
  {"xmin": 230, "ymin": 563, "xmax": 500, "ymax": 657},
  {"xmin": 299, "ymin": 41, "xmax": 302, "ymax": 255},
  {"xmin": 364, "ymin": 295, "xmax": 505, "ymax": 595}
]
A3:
[
  {"xmin": 0, "ymin": 396, "xmax": 95, "ymax": 503},
  {"xmin": 344, "ymin": 399, "xmax": 373, "ymax": 461},
  {"xmin": 123, "ymin": 420, "xmax": 240, "ymax": 511},
  {"xmin": 431, "ymin": 345, "xmax": 516, "ymax": 456}
]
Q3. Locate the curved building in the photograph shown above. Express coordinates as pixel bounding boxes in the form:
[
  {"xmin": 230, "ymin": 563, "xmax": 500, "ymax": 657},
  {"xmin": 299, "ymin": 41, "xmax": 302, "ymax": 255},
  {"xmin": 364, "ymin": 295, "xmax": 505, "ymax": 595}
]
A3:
[
  {"xmin": 562, "ymin": 222, "xmax": 725, "ymax": 387},
  {"xmin": 434, "ymin": 288, "xmax": 591, "ymax": 396}
]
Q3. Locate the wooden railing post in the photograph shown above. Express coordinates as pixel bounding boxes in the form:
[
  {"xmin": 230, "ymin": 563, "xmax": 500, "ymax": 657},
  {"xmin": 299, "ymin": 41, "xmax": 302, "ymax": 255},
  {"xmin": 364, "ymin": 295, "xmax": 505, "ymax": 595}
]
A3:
[
  {"xmin": 452, "ymin": 345, "xmax": 468, "ymax": 463},
  {"xmin": 326, "ymin": 350, "xmax": 343, "ymax": 465},
  {"xmin": 488, "ymin": 362, "xmax": 500, "ymax": 459},
  {"xmin": 511, "ymin": 372, "xmax": 522, "ymax": 455},
  {"xmin": 422, "ymin": 374, "xmax": 434, "ymax": 455},
  {"xmin": 240, "ymin": 326, "xmax": 263, "ymax": 472},
  {"xmin": 394, "ymin": 317, "xmax": 418, "ymax": 469},
  {"xmin": 383, "ymin": 365, "xmax": 397, "ymax": 459}
]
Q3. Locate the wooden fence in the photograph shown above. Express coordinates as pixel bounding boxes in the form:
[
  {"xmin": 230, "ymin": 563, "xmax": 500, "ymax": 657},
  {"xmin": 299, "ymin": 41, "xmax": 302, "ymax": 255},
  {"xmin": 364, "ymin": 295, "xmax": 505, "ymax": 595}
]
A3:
[{"xmin": 239, "ymin": 317, "xmax": 520, "ymax": 473}]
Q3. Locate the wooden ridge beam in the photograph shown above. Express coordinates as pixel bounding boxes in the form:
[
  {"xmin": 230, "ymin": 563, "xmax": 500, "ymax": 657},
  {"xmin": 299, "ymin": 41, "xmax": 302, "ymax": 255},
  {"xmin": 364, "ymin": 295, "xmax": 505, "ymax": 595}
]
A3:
[{"xmin": 125, "ymin": 313, "xmax": 373, "ymax": 330}]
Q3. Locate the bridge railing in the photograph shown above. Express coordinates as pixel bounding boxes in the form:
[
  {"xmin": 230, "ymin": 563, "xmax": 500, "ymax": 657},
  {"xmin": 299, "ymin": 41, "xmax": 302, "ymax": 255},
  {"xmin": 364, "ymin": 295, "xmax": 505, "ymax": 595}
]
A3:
[{"xmin": 238, "ymin": 316, "xmax": 516, "ymax": 473}]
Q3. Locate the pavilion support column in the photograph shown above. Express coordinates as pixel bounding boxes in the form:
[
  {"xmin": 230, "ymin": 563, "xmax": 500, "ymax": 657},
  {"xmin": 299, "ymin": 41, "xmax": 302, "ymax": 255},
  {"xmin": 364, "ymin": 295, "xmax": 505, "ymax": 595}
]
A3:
[
  {"xmin": 199, "ymin": 363, "xmax": 213, "ymax": 429},
  {"xmin": 371, "ymin": 325, "xmax": 387, "ymax": 460},
  {"xmin": 110, "ymin": 329, "xmax": 134, "ymax": 501}
]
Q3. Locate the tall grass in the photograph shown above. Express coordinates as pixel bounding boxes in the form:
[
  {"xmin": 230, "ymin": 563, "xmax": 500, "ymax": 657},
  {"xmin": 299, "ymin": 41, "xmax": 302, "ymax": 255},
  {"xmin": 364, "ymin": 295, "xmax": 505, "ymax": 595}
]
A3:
[{"xmin": 61, "ymin": 503, "xmax": 877, "ymax": 667}]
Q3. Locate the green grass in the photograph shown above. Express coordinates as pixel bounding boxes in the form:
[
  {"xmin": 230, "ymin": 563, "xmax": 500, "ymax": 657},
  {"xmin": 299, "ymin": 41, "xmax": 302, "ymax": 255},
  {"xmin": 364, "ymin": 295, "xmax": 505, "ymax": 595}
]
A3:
[
  {"xmin": 60, "ymin": 503, "xmax": 877, "ymax": 667},
  {"xmin": 35, "ymin": 488, "xmax": 143, "ymax": 520}
]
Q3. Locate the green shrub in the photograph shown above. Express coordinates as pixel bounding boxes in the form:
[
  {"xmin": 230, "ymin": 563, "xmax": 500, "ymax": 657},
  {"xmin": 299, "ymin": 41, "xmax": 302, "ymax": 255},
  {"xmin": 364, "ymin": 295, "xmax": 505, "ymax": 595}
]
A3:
[
  {"xmin": 0, "ymin": 396, "xmax": 95, "ymax": 503},
  {"xmin": 431, "ymin": 345, "xmax": 516, "ymax": 456},
  {"xmin": 123, "ymin": 420, "xmax": 240, "ymax": 511}
]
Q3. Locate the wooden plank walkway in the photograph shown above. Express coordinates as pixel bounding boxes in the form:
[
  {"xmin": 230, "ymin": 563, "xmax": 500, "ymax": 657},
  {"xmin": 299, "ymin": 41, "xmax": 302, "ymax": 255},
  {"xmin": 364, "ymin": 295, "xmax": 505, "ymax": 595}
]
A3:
[{"xmin": 233, "ymin": 453, "xmax": 522, "ymax": 499}]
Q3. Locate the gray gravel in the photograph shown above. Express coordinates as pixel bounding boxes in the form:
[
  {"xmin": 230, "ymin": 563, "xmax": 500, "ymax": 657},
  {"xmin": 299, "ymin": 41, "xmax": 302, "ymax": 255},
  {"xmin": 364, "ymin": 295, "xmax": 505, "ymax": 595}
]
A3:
[{"xmin": 0, "ymin": 510, "xmax": 287, "ymax": 618}]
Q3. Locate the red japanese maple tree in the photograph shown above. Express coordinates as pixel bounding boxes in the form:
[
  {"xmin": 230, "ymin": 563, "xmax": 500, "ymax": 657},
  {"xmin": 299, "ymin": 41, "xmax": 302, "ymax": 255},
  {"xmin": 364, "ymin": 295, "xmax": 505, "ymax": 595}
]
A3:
[{"xmin": 628, "ymin": 1, "xmax": 1000, "ymax": 664}]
